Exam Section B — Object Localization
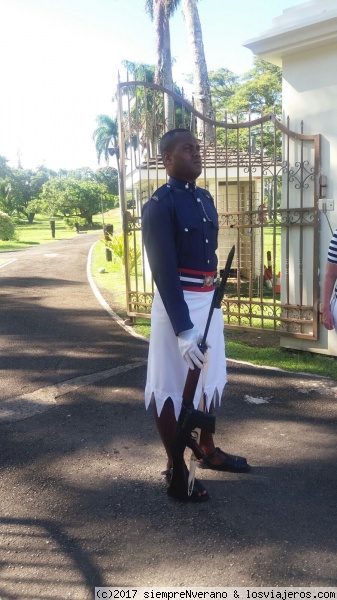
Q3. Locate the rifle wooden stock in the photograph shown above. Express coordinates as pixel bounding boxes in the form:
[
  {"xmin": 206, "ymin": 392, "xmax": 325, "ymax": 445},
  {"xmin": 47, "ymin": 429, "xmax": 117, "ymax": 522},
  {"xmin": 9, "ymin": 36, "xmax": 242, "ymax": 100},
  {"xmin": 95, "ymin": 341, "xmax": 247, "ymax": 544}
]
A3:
[
  {"xmin": 167, "ymin": 400, "xmax": 215, "ymax": 501},
  {"xmin": 167, "ymin": 246, "xmax": 235, "ymax": 501}
]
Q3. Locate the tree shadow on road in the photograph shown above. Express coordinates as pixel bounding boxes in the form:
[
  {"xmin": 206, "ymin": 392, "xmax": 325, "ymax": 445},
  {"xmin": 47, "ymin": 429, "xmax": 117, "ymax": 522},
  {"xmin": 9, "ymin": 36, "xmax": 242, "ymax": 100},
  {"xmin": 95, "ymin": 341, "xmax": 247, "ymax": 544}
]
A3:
[
  {"xmin": 0, "ymin": 365, "xmax": 337, "ymax": 590},
  {"xmin": 0, "ymin": 516, "xmax": 106, "ymax": 598}
]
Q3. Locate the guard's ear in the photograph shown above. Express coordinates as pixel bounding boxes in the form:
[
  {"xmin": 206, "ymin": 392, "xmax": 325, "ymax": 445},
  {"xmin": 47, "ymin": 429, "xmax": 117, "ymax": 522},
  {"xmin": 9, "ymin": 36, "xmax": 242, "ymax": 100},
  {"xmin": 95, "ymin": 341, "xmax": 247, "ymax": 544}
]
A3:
[{"xmin": 162, "ymin": 151, "xmax": 172, "ymax": 167}]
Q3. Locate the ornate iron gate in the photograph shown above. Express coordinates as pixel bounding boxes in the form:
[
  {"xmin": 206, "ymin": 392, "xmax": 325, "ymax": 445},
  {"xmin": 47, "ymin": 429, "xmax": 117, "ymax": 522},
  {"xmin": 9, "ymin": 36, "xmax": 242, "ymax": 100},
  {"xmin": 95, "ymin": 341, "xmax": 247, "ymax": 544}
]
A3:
[{"xmin": 117, "ymin": 79, "xmax": 321, "ymax": 339}]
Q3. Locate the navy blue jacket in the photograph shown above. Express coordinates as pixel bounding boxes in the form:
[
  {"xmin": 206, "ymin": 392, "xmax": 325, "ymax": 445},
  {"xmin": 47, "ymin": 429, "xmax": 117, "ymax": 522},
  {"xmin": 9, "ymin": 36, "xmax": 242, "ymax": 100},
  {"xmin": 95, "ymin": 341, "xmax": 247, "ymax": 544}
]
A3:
[{"xmin": 141, "ymin": 176, "xmax": 219, "ymax": 335}]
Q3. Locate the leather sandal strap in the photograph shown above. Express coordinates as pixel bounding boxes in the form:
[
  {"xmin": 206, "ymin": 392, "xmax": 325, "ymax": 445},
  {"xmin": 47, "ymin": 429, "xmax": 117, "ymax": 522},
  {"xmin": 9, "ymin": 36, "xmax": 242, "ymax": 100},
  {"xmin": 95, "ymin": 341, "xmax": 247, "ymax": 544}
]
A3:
[{"xmin": 204, "ymin": 447, "xmax": 225, "ymax": 460}]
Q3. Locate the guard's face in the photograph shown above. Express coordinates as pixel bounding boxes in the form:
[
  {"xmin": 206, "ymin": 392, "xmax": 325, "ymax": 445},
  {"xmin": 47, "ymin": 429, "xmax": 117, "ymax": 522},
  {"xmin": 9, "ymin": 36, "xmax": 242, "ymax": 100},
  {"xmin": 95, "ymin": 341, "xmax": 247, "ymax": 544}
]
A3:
[{"xmin": 164, "ymin": 132, "xmax": 203, "ymax": 182}]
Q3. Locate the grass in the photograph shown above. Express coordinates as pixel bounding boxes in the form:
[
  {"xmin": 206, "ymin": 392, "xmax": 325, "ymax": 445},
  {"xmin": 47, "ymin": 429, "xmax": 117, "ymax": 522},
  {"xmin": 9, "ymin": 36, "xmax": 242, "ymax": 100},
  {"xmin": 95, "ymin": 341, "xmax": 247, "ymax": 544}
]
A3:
[
  {"xmin": 263, "ymin": 223, "xmax": 281, "ymax": 275},
  {"xmin": 2, "ymin": 209, "xmax": 337, "ymax": 380},
  {"xmin": 101, "ymin": 209, "xmax": 122, "ymax": 235},
  {"xmin": 0, "ymin": 212, "xmax": 119, "ymax": 251},
  {"xmin": 224, "ymin": 334, "xmax": 337, "ymax": 378},
  {"xmin": 0, "ymin": 215, "xmax": 79, "ymax": 250},
  {"xmin": 91, "ymin": 244, "xmax": 127, "ymax": 313}
]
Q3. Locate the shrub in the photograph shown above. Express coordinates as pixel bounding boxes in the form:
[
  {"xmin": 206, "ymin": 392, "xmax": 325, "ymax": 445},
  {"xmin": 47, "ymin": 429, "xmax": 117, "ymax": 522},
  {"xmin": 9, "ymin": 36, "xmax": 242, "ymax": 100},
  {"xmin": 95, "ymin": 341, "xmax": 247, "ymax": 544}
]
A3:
[
  {"xmin": 64, "ymin": 217, "xmax": 86, "ymax": 230},
  {"xmin": 102, "ymin": 232, "xmax": 140, "ymax": 274},
  {"xmin": 0, "ymin": 211, "xmax": 15, "ymax": 240}
]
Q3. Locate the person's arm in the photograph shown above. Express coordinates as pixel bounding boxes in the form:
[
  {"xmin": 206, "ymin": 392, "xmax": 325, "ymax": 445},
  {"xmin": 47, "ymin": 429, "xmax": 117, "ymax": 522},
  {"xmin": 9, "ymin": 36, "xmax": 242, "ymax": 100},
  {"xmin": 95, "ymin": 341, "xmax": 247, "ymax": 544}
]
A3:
[
  {"xmin": 322, "ymin": 261, "xmax": 337, "ymax": 330},
  {"xmin": 142, "ymin": 196, "xmax": 193, "ymax": 335}
]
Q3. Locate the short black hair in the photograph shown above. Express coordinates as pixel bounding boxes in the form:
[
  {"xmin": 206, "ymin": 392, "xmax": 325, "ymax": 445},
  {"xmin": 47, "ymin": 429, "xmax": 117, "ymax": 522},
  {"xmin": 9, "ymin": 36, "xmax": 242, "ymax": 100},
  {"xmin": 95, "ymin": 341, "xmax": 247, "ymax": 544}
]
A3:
[{"xmin": 159, "ymin": 128, "xmax": 192, "ymax": 156}]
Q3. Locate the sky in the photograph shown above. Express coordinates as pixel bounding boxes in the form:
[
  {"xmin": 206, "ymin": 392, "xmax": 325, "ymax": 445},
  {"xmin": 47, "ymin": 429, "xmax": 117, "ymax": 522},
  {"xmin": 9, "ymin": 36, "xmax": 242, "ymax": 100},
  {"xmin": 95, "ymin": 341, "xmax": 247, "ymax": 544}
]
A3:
[{"xmin": 0, "ymin": 0, "xmax": 306, "ymax": 172}]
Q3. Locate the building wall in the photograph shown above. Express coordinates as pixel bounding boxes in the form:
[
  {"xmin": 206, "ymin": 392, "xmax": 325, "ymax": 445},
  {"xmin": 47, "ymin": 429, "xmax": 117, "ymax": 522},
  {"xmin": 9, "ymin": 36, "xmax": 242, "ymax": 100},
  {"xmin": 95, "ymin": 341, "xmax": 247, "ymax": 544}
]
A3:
[
  {"xmin": 281, "ymin": 44, "xmax": 337, "ymax": 355},
  {"xmin": 244, "ymin": 1, "xmax": 337, "ymax": 355}
]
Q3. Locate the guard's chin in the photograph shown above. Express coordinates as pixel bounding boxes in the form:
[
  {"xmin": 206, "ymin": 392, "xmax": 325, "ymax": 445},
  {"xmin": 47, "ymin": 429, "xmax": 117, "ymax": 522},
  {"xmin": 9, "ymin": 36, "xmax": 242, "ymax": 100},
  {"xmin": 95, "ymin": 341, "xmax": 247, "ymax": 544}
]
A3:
[{"xmin": 193, "ymin": 165, "xmax": 203, "ymax": 178}]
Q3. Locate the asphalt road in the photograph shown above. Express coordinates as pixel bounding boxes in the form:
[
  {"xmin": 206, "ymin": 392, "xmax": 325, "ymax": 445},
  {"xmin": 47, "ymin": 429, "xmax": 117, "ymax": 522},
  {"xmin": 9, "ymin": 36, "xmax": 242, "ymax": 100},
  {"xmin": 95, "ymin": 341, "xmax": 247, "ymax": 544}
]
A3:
[{"xmin": 0, "ymin": 234, "xmax": 337, "ymax": 599}]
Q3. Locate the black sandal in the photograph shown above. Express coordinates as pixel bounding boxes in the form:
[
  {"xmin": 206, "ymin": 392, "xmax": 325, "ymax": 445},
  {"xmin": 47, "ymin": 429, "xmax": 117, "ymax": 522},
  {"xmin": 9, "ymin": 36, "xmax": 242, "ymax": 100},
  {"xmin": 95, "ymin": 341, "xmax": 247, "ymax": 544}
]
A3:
[
  {"xmin": 162, "ymin": 468, "xmax": 210, "ymax": 503},
  {"xmin": 198, "ymin": 447, "xmax": 250, "ymax": 472}
]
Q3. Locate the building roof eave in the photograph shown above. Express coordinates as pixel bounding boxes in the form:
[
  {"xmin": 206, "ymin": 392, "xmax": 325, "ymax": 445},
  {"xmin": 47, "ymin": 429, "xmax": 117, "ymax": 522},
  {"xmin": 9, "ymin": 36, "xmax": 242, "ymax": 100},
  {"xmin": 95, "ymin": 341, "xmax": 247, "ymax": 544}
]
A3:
[{"xmin": 243, "ymin": 12, "xmax": 337, "ymax": 67}]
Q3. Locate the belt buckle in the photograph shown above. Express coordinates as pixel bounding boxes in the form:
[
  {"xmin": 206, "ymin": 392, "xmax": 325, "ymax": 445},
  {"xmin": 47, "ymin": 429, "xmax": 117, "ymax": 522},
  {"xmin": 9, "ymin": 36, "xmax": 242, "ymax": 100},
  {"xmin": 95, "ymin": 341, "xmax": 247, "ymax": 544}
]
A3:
[{"xmin": 203, "ymin": 275, "xmax": 213, "ymax": 287}]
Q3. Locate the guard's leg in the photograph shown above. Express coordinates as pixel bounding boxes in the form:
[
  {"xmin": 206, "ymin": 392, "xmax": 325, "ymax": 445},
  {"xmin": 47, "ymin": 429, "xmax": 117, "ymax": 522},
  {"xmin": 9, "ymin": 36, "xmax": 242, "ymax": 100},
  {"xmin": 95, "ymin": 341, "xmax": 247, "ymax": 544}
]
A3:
[{"xmin": 153, "ymin": 397, "xmax": 177, "ymax": 469}]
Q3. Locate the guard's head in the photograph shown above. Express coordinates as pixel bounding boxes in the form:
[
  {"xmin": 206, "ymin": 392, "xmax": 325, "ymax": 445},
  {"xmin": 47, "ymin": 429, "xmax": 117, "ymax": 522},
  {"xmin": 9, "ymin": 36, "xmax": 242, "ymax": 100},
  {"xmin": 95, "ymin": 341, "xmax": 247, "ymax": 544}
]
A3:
[{"xmin": 160, "ymin": 129, "xmax": 203, "ymax": 183}]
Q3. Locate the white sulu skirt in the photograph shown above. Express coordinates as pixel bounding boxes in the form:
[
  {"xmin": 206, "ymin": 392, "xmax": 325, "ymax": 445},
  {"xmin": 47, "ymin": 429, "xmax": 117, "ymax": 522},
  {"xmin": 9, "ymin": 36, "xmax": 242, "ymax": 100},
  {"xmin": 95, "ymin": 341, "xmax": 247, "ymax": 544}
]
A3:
[{"xmin": 145, "ymin": 289, "xmax": 227, "ymax": 420}]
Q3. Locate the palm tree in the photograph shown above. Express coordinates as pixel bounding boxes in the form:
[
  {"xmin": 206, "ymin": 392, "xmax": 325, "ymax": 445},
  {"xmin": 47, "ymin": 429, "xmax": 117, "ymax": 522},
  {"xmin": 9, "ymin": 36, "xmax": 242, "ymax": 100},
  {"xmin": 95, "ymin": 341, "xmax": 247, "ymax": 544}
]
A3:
[
  {"xmin": 145, "ymin": 0, "xmax": 214, "ymax": 142},
  {"xmin": 92, "ymin": 114, "xmax": 122, "ymax": 219},
  {"xmin": 120, "ymin": 60, "xmax": 187, "ymax": 161},
  {"xmin": 145, "ymin": 0, "xmax": 180, "ymax": 129},
  {"xmin": 145, "ymin": 0, "xmax": 179, "ymax": 86},
  {"xmin": 120, "ymin": 60, "xmax": 158, "ymax": 154},
  {"xmin": 92, "ymin": 114, "xmax": 119, "ymax": 167},
  {"xmin": 121, "ymin": 60, "xmax": 155, "ymax": 82},
  {"xmin": 181, "ymin": 0, "xmax": 214, "ymax": 142}
]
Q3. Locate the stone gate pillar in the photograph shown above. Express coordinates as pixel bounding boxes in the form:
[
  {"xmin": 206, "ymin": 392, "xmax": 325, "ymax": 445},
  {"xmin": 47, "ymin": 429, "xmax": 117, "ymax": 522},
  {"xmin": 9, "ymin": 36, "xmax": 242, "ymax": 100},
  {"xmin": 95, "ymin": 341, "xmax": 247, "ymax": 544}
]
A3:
[{"xmin": 244, "ymin": 0, "xmax": 337, "ymax": 356}]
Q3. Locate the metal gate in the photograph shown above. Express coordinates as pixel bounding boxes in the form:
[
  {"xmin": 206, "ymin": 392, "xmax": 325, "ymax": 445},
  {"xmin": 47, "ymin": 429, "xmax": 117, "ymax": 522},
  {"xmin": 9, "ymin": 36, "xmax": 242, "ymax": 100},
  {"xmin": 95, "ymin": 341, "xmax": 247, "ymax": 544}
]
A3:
[{"xmin": 117, "ymin": 79, "xmax": 321, "ymax": 339}]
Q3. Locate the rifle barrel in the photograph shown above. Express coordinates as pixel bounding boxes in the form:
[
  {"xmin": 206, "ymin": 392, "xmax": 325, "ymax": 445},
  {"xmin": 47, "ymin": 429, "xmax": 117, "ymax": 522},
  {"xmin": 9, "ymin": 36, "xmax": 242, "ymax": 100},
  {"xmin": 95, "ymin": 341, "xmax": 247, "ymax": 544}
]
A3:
[{"xmin": 201, "ymin": 245, "xmax": 235, "ymax": 346}]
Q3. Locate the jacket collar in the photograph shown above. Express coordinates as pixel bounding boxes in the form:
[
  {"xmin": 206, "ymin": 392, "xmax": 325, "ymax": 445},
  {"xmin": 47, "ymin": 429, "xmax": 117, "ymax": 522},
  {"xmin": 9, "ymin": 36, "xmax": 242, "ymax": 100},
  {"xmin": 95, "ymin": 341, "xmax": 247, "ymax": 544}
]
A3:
[{"xmin": 167, "ymin": 177, "xmax": 197, "ymax": 191}]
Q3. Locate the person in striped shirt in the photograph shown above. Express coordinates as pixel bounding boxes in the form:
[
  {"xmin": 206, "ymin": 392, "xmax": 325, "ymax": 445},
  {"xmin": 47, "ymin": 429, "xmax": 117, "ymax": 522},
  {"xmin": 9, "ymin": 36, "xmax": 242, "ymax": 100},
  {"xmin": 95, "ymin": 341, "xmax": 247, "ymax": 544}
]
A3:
[{"xmin": 322, "ymin": 229, "xmax": 337, "ymax": 330}]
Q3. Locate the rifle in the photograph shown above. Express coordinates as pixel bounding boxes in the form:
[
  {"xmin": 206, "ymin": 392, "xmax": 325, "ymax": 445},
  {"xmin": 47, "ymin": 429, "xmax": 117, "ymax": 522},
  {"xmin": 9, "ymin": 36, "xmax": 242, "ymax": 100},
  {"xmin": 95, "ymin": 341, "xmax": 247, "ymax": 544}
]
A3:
[{"xmin": 167, "ymin": 245, "xmax": 235, "ymax": 501}]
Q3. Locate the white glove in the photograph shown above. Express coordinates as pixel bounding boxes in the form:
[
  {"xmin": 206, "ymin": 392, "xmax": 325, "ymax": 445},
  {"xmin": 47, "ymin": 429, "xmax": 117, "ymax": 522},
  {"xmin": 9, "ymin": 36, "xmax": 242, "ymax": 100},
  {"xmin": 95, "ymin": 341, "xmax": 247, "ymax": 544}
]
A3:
[{"xmin": 178, "ymin": 326, "xmax": 207, "ymax": 370}]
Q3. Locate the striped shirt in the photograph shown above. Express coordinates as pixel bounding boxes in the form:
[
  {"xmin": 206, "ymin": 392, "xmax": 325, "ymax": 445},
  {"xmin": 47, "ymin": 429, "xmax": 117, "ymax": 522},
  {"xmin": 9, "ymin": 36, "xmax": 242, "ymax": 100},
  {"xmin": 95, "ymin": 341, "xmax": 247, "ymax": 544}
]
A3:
[{"xmin": 328, "ymin": 230, "xmax": 337, "ymax": 264}]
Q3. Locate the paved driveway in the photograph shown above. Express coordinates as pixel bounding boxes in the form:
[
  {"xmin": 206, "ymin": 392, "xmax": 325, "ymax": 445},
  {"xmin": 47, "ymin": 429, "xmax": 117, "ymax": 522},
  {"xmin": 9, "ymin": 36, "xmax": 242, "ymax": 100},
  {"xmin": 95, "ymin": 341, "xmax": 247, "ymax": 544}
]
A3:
[{"xmin": 0, "ymin": 235, "xmax": 336, "ymax": 598}]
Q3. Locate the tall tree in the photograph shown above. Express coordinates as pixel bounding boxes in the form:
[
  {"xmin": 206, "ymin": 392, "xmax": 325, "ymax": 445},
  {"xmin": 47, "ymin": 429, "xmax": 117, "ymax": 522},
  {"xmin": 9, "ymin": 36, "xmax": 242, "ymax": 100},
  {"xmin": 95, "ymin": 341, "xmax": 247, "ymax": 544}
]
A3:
[
  {"xmin": 145, "ymin": 0, "xmax": 214, "ymax": 141},
  {"xmin": 0, "ymin": 156, "xmax": 13, "ymax": 214},
  {"xmin": 181, "ymin": 0, "xmax": 213, "ymax": 142},
  {"xmin": 212, "ymin": 59, "xmax": 282, "ymax": 156},
  {"xmin": 208, "ymin": 68, "xmax": 240, "ymax": 119},
  {"xmin": 226, "ymin": 58, "xmax": 282, "ymax": 116},
  {"xmin": 119, "ymin": 59, "xmax": 187, "ymax": 158},
  {"xmin": 92, "ymin": 114, "xmax": 119, "ymax": 168},
  {"xmin": 120, "ymin": 60, "xmax": 162, "ymax": 155},
  {"xmin": 0, "ymin": 156, "xmax": 11, "ymax": 179},
  {"xmin": 121, "ymin": 60, "xmax": 155, "ymax": 82},
  {"xmin": 145, "ymin": 0, "xmax": 180, "ymax": 129},
  {"xmin": 0, "ymin": 180, "xmax": 13, "ymax": 215},
  {"xmin": 36, "ymin": 178, "xmax": 114, "ymax": 224},
  {"xmin": 6, "ymin": 169, "xmax": 36, "ymax": 223},
  {"xmin": 92, "ymin": 114, "xmax": 121, "ymax": 216},
  {"xmin": 95, "ymin": 166, "xmax": 119, "ymax": 197},
  {"xmin": 0, "ymin": 164, "xmax": 55, "ymax": 220}
]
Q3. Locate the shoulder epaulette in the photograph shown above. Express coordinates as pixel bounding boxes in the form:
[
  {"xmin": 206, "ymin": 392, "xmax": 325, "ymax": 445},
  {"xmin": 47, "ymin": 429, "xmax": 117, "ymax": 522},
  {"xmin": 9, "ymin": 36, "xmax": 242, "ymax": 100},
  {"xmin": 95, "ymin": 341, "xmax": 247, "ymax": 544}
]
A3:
[
  {"xmin": 151, "ymin": 184, "xmax": 172, "ymax": 202},
  {"xmin": 196, "ymin": 186, "xmax": 214, "ymax": 202}
]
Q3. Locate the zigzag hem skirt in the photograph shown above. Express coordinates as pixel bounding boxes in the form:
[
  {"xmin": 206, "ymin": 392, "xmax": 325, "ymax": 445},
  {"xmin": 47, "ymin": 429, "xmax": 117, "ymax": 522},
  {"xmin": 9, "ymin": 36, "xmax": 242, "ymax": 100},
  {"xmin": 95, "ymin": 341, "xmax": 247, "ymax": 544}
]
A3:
[{"xmin": 144, "ymin": 289, "xmax": 227, "ymax": 421}]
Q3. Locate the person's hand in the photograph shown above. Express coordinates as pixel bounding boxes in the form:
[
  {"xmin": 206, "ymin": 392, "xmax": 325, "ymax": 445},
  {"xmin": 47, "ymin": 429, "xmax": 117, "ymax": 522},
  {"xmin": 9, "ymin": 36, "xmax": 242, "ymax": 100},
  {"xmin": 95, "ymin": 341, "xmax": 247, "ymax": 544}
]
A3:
[
  {"xmin": 322, "ymin": 307, "xmax": 335, "ymax": 330},
  {"xmin": 177, "ymin": 327, "xmax": 207, "ymax": 370}
]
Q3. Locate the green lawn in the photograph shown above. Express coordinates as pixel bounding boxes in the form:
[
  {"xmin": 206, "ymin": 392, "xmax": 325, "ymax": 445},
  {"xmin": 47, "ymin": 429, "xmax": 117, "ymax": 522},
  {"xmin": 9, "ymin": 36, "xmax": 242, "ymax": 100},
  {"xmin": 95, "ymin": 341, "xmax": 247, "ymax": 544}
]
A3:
[
  {"xmin": 263, "ymin": 223, "xmax": 281, "ymax": 275},
  {"xmin": 91, "ymin": 238, "xmax": 127, "ymax": 313},
  {"xmin": 0, "ymin": 216, "xmax": 79, "ymax": 250},
  {"xmin": 0, "ymin": 212, "xmax": 119, "ymax": 251},
  {"xmin": 224, "ymin": 335, "xmax": 337, "ymax": 378}
]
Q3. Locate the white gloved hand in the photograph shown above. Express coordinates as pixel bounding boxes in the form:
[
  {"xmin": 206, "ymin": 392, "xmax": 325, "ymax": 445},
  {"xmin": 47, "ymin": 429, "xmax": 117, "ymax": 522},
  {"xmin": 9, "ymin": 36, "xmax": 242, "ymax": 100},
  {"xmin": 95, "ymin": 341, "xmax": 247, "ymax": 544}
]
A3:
[{"xmin": 177, "ymin": 326, "xmax": 206, "ymax": 370}]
